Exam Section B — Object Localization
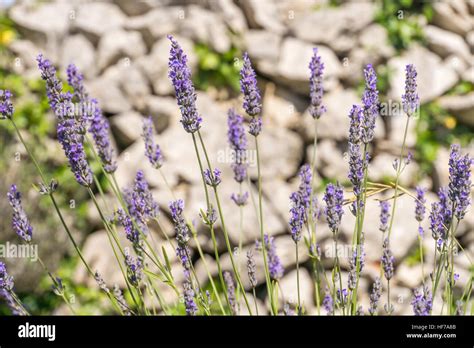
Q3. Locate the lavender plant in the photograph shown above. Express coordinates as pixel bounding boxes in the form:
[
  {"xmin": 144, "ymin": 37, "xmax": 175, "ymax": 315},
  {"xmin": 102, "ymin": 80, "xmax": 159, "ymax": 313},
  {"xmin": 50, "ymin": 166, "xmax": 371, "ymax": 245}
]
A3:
[{"xmin": 0, "ymin": 39, "xmax": 472, "ymax": 318}]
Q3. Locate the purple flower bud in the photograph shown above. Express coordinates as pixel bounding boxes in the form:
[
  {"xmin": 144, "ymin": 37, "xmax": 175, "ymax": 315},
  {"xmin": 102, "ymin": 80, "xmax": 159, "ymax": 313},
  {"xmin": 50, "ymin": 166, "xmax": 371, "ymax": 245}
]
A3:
[
  {"xmin": 0, "ymin": 262, "xmax": 14, "ymax": 291},
  {"xmin": 240, "ymin": 52, "xmax": 261, "ymax": 117},
  {"xmin": 248, "ymin": 116, "xmax": 262, "ymax": 137},
  {"xmin": 263, "ymin": 234, "xmax": 284, "ymax": 281},
  {"xmin": 323, "ymin": 288, "xmax": 334, "ymax": 315},
  {"xmin": 402, "ymin": 64, "xmax": 419, "ymax": 116},
  {"xmin": 231, "ymin": 192, "xmax": 249, "ymax": 206},
  {"xmin": 348, "ymin": 105, "xmax": 363, "ymax": 144},
  {"xmin": 415, "ymin": 186, "xmax": 426, "ymax": 222},
  {"xmin": 142, "ymin": 116, "xmax": 163, "ymax": 169},
  {"xmin": 169, "ymin": 199, "xmax": 190, "ymax": 246},
  {"xmin": 246, "ymin": 249, "xmax": 257, "ymax": 288},
  {"xmin": 368, "ymin": 277, "xmax": 382, "ymax": 315},
  {"xmin": 379, "ymin": 201, "xmax": 390, "ymax": 233},
  {"xmin": 168, "ymin": 35, "xmax": 202, "ymax": 133},
  {"xmin": 0, "ymin": 89, "xmax": 14, "ymax": 119},
  {"xmin": 124, "ymin": 248, "xmax": 143, "ymax": 287},
  {"xmin": 113, "ymin": 284, "xmax": 131, "ymax": 316},
  {"xmin": 114, "ymin": 209, "xmax": 140, "ymax": 247},
  {"xmin": 7, "ymin": 185, "xmax": 33, "ymax": 243},
  {"xmin": 348, "ymin": 143, "xmax": 364, "ymax": 198},
  {"xmin": 289, "ymin": 164, "xmax": 313, "ymax": 243},
  {"xmin": 183, "ymin": 275, "xmax": 197, "ymax": 316},
  {"xmin": 323, "ymin": 183, "xmax": 344, "ymax": 233},
  {"xmin": 203, "ymin": 168, "xmax": 222, "ymax": 187},
  {"xmin": 348, "ymin": 245, "xmax": 365, "ymax": 290},
  {"xmin": 308, "ymin": 48, "xmax": 326, "ymax": 119}
]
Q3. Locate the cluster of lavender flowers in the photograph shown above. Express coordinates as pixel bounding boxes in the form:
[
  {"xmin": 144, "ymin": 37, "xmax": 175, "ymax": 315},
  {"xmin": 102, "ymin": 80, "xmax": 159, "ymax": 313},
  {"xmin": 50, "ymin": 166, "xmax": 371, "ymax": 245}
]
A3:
[{"xmin": 0, "ymin": 35, "xmax": 472, "ymax": 318}]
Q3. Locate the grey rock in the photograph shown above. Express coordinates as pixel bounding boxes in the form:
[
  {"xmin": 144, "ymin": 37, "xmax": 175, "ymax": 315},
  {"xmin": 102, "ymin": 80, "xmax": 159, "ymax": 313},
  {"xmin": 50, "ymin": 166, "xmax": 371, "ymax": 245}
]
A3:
[
  {"xmin": 290, "ymin": 2, "xmax": 375, "ymax": 53},
  {"xmin": 425, "ymin": 25, "xmax": 472, "ymax": 63},
  {"xmin": 262, "ymin": 83, "xmax": 302, "ymax": 130},
  {"xmin": 110, "ymin": 111, "xmax": 144, "ymax": 148},
  {"xmin": 439, "ymin": 92, "xmax": 474, "ymax": 127},
  {"xmin": 74, "ymin": 2, "xmax": 126, "ymax": 44},
  {"xmin": 279, "ymin": 268, "xmax": 314, "ymax": 308},
  {"xmin": 208, "ymin": 0, "xmax": 247, "ymax": 34},
  {"xmin": 388, "ymin": 45, "xmax": 459, "ymax": 103},
  {"xmin": 308, "ymin": 140, "xmax": 348, "ymax": 184},
  {"xmin": 144, "ymin": 96, "xmax": 180, "ymax": 133},
  {"xmin": 60, "ymin": 34, "xmax": 96, "ymax": 79},
  {"xmin": 115, "ymin": 0, "xmax": 163, "ymax": 16},
  {"xmin": 241, "ymin": 0, "xmax": 287, "ymax": 35},
  {"xmin": 432, "ymin": 1, "xmax": 473, "ymax": 36},
  {"xmin": 9, "ymin": 3, "xmax": 72, "ymax": 62},
  {"xmin": 180, "ymin": 5, "xmax": 231, "ymax": 53},
  {"xmin": 97, "ymin": 29, "xmax": 147, "ymax": 71},
  {"xmin": 7, "ymin": 39, "xmax": 39, "ymax": 71},
  {"xmin": 245, "ymin": 30, "xmax": 282, "ymax": 66},
  {"xmin": 125, "ymin": 7, "xmax": 184, "ymax": 48}
]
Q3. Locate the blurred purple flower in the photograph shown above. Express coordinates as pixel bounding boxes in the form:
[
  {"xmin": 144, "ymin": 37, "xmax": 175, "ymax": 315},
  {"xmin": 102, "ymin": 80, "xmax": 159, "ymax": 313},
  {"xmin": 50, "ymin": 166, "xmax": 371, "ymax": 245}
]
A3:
[
  {"xmin": 142, "ymin": 116, "xmax": 163, "ymax": 169},
  {"xmin": 308, "ymin": 48, "xmax": 326, "ymax": 119},
  {"xmin": 7, "ymin": 185, "xmax": 33, "ymax": 243}
]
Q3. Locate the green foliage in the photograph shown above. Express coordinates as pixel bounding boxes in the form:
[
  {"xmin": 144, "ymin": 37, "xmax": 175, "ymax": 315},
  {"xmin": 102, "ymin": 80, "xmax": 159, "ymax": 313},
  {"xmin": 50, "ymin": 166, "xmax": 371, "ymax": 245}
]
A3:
[
  {"xmin": 405, "ymin": 245, "xmax": 424, "ymax": 266},
  {"xmin": 193, "ymin": 43, "xmax": 241, "ymax": 93},
  {"xmin": 375, "ymin": 0, "xmax": 432, "ymax": 51}
]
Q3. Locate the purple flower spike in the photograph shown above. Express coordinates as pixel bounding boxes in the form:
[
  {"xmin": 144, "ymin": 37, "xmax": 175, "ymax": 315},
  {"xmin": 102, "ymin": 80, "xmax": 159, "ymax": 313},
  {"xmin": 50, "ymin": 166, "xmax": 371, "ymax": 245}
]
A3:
[
  {"xmin": 231, "ymin": 192, "xmax": 249, "ymax": 206},
  {"xmin": 246, "ymin": 249, "xmax": 257, "ymax": 288},
  {"xmin": 115, "ymin": 209, "xmax": 140, "ymax": 247},
  {"xmin": 168, "ymin": 35, "xmax": 202, "ymax": 134},
  {"xmin": 381, "ymin": 238, "xmax": 394, "ymax": 280},
  {"xmin": 289, "ymin": 164, "xmax": 312, "ymax": 243},
  {"xmin": 240, "ymin": 52, "xmax": 261, "ymax": 117},
  {"xmin": 7, "ymin": 185, "xmax": 33, "ymax": 243},
  {"xmin": 415, "ymin": 186, "xmax": 426, "ymax": 222},
  {"xmin": 248, "ymin": 116, "xmax": 262, "ymax": 137},
  {"xmin": 348, "ymin": 143, "xmax": 364, "ymax": 198},
  {"xmin": 227, "ymin": 108, "xmax": 248, "ymax": 183},
  {"xmin": 124, "ymin": 170, "xmax": 159, "ymax": 233},
  {"xmin": 308, "ymin": 48, "xmax": 326, "ymax": 119},
  {"xmin": 323, "ymin": 288, "xmax": 334, "ymax": 315},
  {"xmin": 348, "ymin": 105, "xmax": 363, "ymax": 144},
  {"xmin": 412, "ymin": 286, "xmax": 432, "ymax": 316},
  {"xmin": 124, "ymin": 248, "xmax": 143, "ymax": 287},
  {"xmin": 142, "ymin": 116, "xmax": 164, "ymax": 169},
  {"xmin": 263, "ymin": 234, "xmax": 284, "ymax": 281},
  {"xmin": 361, "ymin": 64, "xmax": 379, "ymax": 144},
  {"xmin": 224, "ymin": 271, "xmax": 238, "ymax": 315},
  {"xmin": 323, "ymin": 183, "xmax": 344, "ymax": 233},
  {"xmin": 402, "ymin": 64, "xmax": 419, "ymax": 116},
  {"xmin": 379, "ymin": 201, "xmax": 390, "ymax": 233},
  {"xmin": 203, "ymin": 168, "xmax": 221, "ymax": 187},
  {"xmin": 0, "ymin": 89, "xmax": 14, "ymax": 119},
  {"xmin": 0, "ymin": 262, "xmax": 14, "ymax": 291},
  {"xmin": 183, "ymin": 276, "xmax": 197, "ymax": 316},
  {"xmin": 368, "ymin": 277, "xmax": 382, "ymax": 315},
  {"xmin": 37, "ymin": 55, "xmax": 93, "ymax": 186},
  {"xmin": 448, "ymin": 144, "xmax": 472, "ymax": 220}
]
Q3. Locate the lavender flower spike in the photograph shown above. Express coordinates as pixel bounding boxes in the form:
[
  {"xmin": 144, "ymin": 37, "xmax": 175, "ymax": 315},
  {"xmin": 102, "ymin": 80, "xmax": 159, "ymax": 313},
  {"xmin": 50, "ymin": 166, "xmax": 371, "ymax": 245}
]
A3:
[
  {"xmin": 448, "ymin": 144, "xmax": 472, "ymax": 220},
  {"xmin": 308, "ymin": 48, "xmax": 326, "ymax": 119},
  {"xmin": 0, "ymin": 262, "xmax": 14, "ymax": 291},
  {"xmin": 323, "ymin": 183, "xmax": 344, "ymax": 233},
  {"xmin": 124, "ymin": 248, "xmax": 143, "ymax": 287},
  {"xmin": 227, "ymin": 108, "xmax": 248, "ymax": 183},
  {"xmin": 402, "ymin": 64, "xmax": 419, "ymax": 116},
  {"xmin": 67, "ymin": 64, "xmax": 116, "ymax": 173},
  {"xmin": 240, "ymin": 52, "xmax": 261, "ymax": 117},
  {"xmin": 142, "ymin": 116, "xmax": 164, "ymax": 169},
  {"xmin": 368, "ymin": 277, "xmax": 382, "ymax": 315},
  {"xmin": 246, "ymin": 249, "xmax": 257, "ymax": 288},
  {"xmin": 361, "ymin": 64, "xmax": 379, "ymax": 144},
  {"xmin": 0, "ymin": 89, "xmax": 14, "ymax": 119},
  {"xmin": 37, "ymin": 55, "xmax": 93, "ymax": 186},
  {"xmin": 381, "ymin": 238, "xmax": 394, "ymax": 280},
  {"xmin": 412, "ymin": 286, "xmax": 432, "ymax": 316},
  {"xmin": 289, "ymin": 164, "xmax": 312, "ymax": 243},
  {"xmin": 183, "ymin": 276, "xmax": 197, "ymax": 316},
  {"xmin": 379, "ymin": 201, "xmax": 390, "ymax": 233},
  {"xmin": 224, "ymin": 271, "xmax": 238, "ymax": 315},
  {"xmin": 415, "ymin": 186, "xmax": 426, "ymax": 223},
  {"xmin": 7, "ymin": 185, "xmax": 33, "ymax": 243},
  {"xmin": 203, "ymin": 168, "xmax": 222, "ymax": 187},
  {"xmin": 263, "ymin": 234, "xmax": 284, "ymax": 281},
  {"xmin": 168, "ymin": 35, "xmax": 202, "ymax": 133}
]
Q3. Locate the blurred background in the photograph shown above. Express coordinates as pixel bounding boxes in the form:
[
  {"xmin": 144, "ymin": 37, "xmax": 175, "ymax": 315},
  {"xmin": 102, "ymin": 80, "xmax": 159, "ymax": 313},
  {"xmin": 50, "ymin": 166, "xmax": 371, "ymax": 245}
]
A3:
[{"xmin": 0, "ymin": 0, "xmax": 473, "ymax": 315}]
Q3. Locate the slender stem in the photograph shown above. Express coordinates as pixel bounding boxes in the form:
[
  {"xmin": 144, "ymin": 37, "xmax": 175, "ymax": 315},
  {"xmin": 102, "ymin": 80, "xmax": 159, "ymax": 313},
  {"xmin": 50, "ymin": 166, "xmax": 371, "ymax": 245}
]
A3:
[
  {"xmin": 252, "ymin": 287, "xmax": 259, "ymax": 315},
  {"xmin": 296, "ymin": 243, "xmax": 301, "ymax": 314},
  {"xmin": 196, "ymin": 130, "xmax": 253, "ymax": 314},
  {"xmin": 253, "ymin": 135, "xmax": 274, "ymax": 314}
]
